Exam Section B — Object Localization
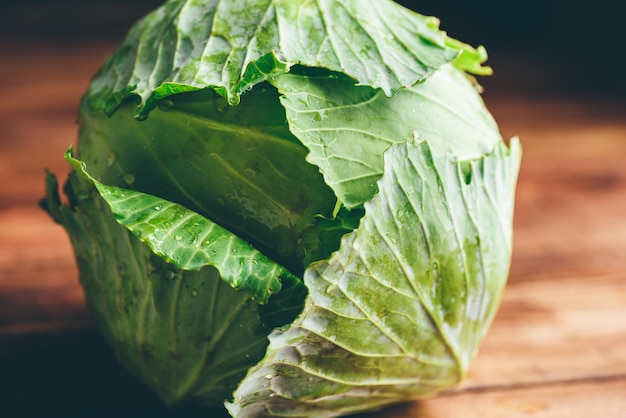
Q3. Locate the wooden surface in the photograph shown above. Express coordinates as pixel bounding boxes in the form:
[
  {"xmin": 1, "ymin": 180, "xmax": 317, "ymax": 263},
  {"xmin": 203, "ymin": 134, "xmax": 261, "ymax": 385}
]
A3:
[{"xmin": 1, "ymin": 41, "xmax": 626, "ymax": 417}]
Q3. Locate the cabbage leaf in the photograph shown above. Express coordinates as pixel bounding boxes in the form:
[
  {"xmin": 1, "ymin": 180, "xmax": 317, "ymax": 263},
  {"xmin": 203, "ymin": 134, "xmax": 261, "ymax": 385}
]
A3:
[
  {"xmin": 273, "ymin": 64, "xmax": 501, "ymax": 208},
  {"xmin": 43, "ymin": 171, "xmax": 289, "ymax": 406},
  {"xmin": 82, "ymin": 0, "xmax": 488, "ymax": 118},
  {"xmin": 228, "ymin": 139, "xmax": 521, "ymax": 417}
]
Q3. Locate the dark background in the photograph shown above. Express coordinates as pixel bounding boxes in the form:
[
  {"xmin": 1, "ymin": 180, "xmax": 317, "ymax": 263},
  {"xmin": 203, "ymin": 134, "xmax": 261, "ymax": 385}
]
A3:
[{"xmin": 1, "ymin": 0, "xmax": 625, "ymax": 99}]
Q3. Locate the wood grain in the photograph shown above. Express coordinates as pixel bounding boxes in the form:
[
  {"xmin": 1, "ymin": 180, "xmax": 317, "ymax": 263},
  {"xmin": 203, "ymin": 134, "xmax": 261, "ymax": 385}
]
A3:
[
  {"xmin": 383, "ymin": 378, "xmax": 626, "ymax": 418},
  {"xmin": 1, "ymin": 41, "xmax": 626, "ymax": 417}
]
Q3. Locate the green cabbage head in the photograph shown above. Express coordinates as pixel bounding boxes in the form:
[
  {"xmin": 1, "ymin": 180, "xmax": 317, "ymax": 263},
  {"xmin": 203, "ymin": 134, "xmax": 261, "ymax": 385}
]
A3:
[{"xmin": 43, "ymin": 0, "xmax": 521, "ymax": 416}]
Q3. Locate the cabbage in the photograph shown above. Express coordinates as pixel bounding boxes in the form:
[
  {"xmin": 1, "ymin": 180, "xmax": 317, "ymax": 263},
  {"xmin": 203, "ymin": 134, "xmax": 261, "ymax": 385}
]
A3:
[{"xmin": 42, "ymin": 0, "xmax": 521, "ymax": 416}]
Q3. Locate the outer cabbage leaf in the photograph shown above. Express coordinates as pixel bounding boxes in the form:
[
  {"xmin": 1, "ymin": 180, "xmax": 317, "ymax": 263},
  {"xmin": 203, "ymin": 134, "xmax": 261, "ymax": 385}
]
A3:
[
  {"xmin": 272, "ymin": 64, "xmax": 501, "ymax": 208},
  {"xmin": 227, "ymin": 138, "xmax": 521, "ymax": 417},
  {"xmin": 65, "ymin": 151, "xmax": 300, "ymax": 305},
  {"xmin": 43, "ymin": 152, "xmax": 309, "ymax": 406},
  {"xmin": 81, "ymin": 0, "xmax": 486, "ymax": 118}
]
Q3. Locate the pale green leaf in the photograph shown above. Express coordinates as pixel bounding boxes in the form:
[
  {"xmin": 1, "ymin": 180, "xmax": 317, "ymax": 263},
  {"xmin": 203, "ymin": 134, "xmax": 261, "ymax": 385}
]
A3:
[
  {"xmin": 227, "ymin": 138, "xmax": 521, "ymax": 417},
  {"xmin": 82, "ymin": 0, "xmax": 479, "ymax": 118},
  {"xmin": 273, "ymin": 64, "xmax": 502, "ymax": 208}
]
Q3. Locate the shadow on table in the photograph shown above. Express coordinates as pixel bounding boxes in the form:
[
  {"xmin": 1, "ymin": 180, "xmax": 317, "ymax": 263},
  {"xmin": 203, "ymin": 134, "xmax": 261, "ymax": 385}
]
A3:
[
  {"xmin": 1, "ymin": 329, "xmax": 415, "ymax": 418},
  {"xmin": 0, "ymin": 329, "xmax": 228, "ymax": 418}
]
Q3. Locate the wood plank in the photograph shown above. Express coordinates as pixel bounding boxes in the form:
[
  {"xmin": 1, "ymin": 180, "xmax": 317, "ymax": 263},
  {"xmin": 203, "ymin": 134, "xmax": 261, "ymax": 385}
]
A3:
[
  {"xmin": 465, "ymin": 273, "xmax": 626, "ymax": 387},
  {"xmin": 0, "ymin": 208, "xmax": 88, "ymax": 335},
  {"xmin": 493, "ymin": 96, "xmax": 626, "ymax": 283},
  {"xmin": 378, "ymin": 378, "xmax": 626, "ymax": 418}
]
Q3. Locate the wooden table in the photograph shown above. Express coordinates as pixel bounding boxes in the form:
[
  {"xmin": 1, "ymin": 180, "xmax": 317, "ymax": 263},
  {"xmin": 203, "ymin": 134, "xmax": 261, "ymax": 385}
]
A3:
[{"xmin": 2, "ymin": 41, "xmax": 625, "ymax": 417}]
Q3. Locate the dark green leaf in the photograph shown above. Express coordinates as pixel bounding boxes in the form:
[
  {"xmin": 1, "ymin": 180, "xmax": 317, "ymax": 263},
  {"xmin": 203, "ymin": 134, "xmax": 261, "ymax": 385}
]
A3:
[
  {"xmin": 66, "ymin": 151, "xmax": 301, "ymax": 305},
  {"xmin": 77, "ymin": 86, "xmax": 336, "ymax": 274},
  {"xmin": 43, "ymin": 171, "xmax": 273, "ymax": 406}
]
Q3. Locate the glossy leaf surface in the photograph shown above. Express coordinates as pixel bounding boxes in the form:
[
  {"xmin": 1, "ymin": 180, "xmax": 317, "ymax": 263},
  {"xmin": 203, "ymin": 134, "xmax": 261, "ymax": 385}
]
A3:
[{"xmin": 66, "ymin": 151, "xmax": 302, "ymax": 305}]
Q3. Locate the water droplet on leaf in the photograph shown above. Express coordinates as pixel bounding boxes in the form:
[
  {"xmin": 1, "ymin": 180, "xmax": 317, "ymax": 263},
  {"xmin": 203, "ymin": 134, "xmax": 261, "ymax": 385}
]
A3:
[
  {"xmin": 244, "ymin": 162, "xmax": 259, "ymax": 176},
  {"xmin": 123, "ymin": 173, "xmax": 135, "ymax": 185},
  {"xmin": 214, "ymin": 98, "xmax": 229, "ymax": 114},
  {"xmin": 107, "ymin": 153, "xmax": 116, "ymax": 167},
  {"xmin": 158, "ymin": 99, "xmax": 174, "ymax": 111}
]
